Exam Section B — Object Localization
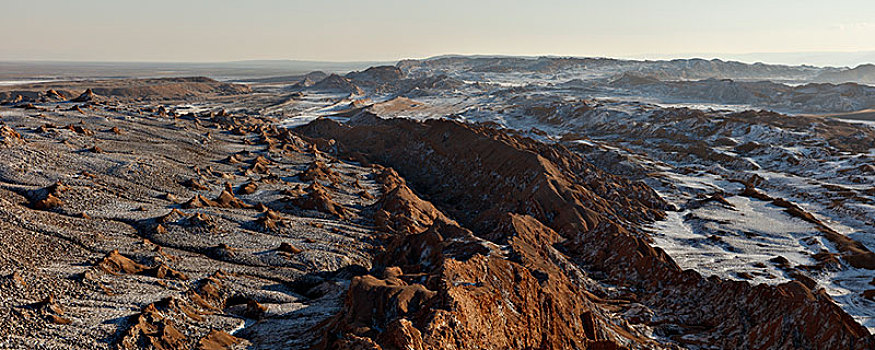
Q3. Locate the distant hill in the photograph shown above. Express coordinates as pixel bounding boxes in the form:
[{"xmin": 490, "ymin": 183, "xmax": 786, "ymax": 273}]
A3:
[
  {"xmin": 398, "ymin": 56, "xmax": 830, "ymax": 82},
  {"xmin": 635, "ymin": 51, "xmax": 875, "ymax": 68},
  {"xmin": 815, "ymin": 64, "xmax": 875, "ymax": 84},
  {"xmin": 604, "ymin": 72, "xmax": 875, "ymax": 113}
]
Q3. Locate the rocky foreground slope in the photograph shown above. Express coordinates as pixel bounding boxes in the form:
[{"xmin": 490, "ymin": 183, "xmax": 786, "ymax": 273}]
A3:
[
  {"xmin": 0, "ymin": 85, "xmax": 383, "ymax": 349},
  {"xmin": 0, "ymin": 78, "xmax": 873, "ymax": 349}
]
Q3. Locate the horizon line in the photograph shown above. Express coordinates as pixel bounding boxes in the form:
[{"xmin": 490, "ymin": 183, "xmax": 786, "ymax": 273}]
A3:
[{"xmin": 2, "ymin": 50, "xmax": 874, "ymax": 69}]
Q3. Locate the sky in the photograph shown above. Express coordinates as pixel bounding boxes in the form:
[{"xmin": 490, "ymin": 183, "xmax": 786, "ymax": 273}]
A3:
[{"xmin": 2, "ymin": 0, "xmax": 875, "ymax": 66}]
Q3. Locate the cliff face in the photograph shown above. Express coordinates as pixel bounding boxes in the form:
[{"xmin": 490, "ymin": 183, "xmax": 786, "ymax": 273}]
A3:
[
  {"xmin": 313, "ymin": 166, "xmax": 655, "ymax": 350},
  {"xmin": 299, "ymin": 114, "xmax": 874, "ymax": 349}
]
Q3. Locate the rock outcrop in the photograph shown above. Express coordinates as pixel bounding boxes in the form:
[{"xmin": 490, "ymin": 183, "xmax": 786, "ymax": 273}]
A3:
[
  {"xmin": 289, "ymin": 182, "xmax": 350, "ymax": 218},
  {"xmin": 309, "ymin": 74, "xmax": 365, "ymax": 95},
  {"xmin": 96, "ymin": 250, "xmax": 188, "ymax": 281},
  {"xmin": 71, "ymin": 88, "xmax": 98, "ymax": 103}
]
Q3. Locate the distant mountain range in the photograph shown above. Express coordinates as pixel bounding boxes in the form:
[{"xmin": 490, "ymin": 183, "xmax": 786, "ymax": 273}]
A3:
[
  {"xmin": 280, "ymin": 55, "xmax": 875, "ymax": 115},
  {"xmin": 4, "ymin": 55, "xmax": 875, "ymax": 89},
  {"xmin": 602, "ymin": 72, "xmax": 875, "ymax": 113},
  {"xmin": 399, "ymin": 56, "xmax": 833, "ymax": 82},
  {"xmin": 633, "ymin": 51, "xmax": 875, "ymax": 68}
]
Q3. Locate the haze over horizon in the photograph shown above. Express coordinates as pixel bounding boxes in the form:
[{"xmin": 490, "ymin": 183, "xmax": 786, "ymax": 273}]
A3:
[{"xmin": 3, "ymin": 0, "xmax": 875, "ymax": 68}]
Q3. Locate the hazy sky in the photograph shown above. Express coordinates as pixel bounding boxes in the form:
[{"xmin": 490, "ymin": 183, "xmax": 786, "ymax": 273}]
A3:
[{"xmin": 2, "ymin": 0, "xmax": 875, "ymax": 65}]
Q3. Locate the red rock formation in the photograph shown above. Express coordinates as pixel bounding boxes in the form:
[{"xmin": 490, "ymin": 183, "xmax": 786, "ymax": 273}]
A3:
[
  {"xmin": 316, "ymin": 173, "xmax": 648, "ymax": 349},
  {"xmin": 97, "ymin": 250, "xmax": 149, "ymax": 275},
  {"xmin": 115, "ymin": 269, "xmax": 250, "ymax": 349},
  {"xmin": 289, "ymin": 182, "xmax": 350, "ymax": 218},
  {"xmin": 183, "ymin": 190, "xmax": 253, "ymax": 210},
  {"xmin": 282, "ymin": 184, "xmax": 307, "ymax": 197},
  {"xmin": 71, "ymin": 88, "xmax": 96, "ymax": 103},
  {"xmin": 255, "ymin": 215, "xmax": 279, "ymax": 232},
  {"xmin": 299, "ymin": 114, "xmax": 666, "ymax": 233},
  {"xmin": 198, "ymin": 330, "xmax": 244, "ymax": 350},
  {"xmin": 372, "ymin": 168, "xmax": 451, "ymax": 235},
  {"xmin": 29, "ymin": 181, "xmax": 69, "ymax": 210},
  {"xmin": 0, "ymin": 125, "xmax": 23, "ymax": 145},
  {"xmin": 300, "ymin": 161, "xmax": 341, "ymax": 184},
  {"xmin": 32, "ymin": 193, "xmax": 63, "ymax": 210},
  {"xmin": 96, "ymin": 250, "xmax": 188, "ymax": 281},
  {"xmin": 247, "ymin": 162, "xmax": 271, "ymax": 175},
  {"xmin": 300, "ymin": 115, "xmax": 874, "ymax": 349},
  {"xmin": 237, "ymin": 181, "xmax": 258, "ymax": 195},
  {"xmin": 64, "ymin": 124, "xmax": 94, "ymax": 136},
  {"xmin": 278, "ymin": 242, "xmax": 302, "ymax": 254},
  {"xmin": 252, "ymin": 155, "xmax": 271, "ymax": 166},
  {"xmin": 183, "ymin": 194, "xmax": 216, "ymax": 209},
  {"xmin": 119, "ymin": 299, "xmax": 189, "ymax": 350},
  {"xmin": 316, "ymin": 156, "xmax": 643, "ymax": 348},
  {"xmin": 28, "ymin": 295, "xmax": 72, "ymax": 325},
  {"xmin": 182, "ymin": 178, "xmax": 210, "ymax": 191},
  {"xmin": 188, "ymin": 270, "xmax": 234, "ymax": 311},
  {"xmin": 213, "ymin": 190, "xmax": 254, "ymax": 209},
  {"xmin": 44, "ymin": 89, "xmax": 65, "ymax": 100}
]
